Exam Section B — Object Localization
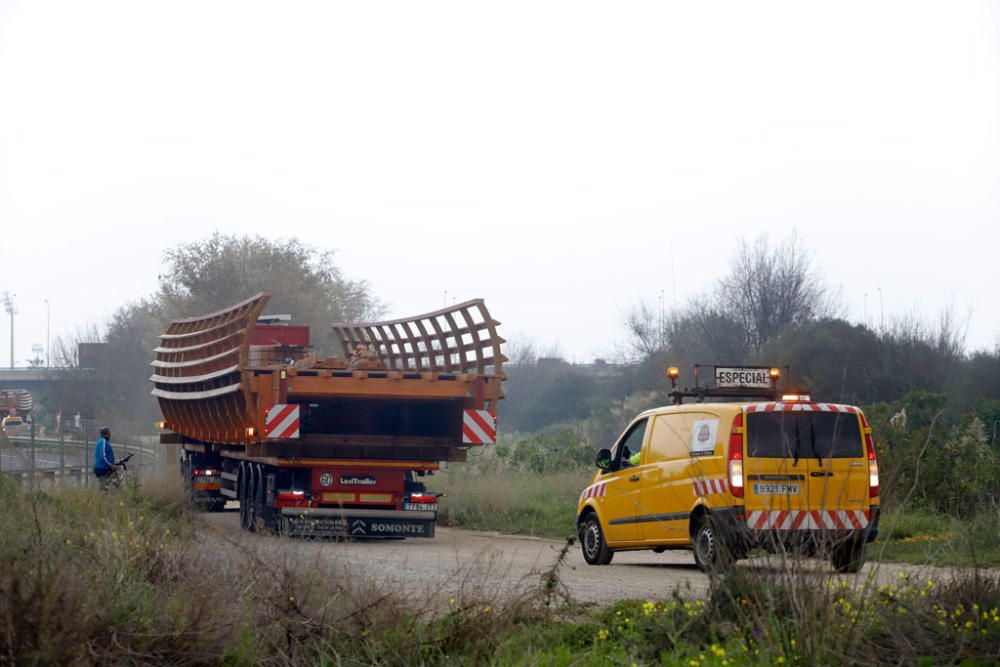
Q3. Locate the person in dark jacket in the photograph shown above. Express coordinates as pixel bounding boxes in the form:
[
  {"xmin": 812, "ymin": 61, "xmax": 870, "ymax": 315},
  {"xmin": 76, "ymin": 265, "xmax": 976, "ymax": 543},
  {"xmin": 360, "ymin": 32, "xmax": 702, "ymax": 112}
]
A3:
[{"xmin": 93, "ymin": 427, "xmax": 117, "ymax": 485}]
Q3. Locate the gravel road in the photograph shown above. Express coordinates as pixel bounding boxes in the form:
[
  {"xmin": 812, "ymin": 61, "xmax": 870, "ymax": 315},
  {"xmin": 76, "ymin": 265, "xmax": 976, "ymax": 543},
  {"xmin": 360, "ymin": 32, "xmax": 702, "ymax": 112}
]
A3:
[{"xmin": 198, "ymin": 511, "xmax": 952, "ymax": 606}]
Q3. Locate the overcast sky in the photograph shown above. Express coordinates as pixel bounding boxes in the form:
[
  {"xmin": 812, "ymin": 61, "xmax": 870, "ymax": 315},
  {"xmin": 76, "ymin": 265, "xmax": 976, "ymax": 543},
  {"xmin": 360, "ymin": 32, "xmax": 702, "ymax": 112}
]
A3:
[{"xmin": 1, "ymin": 1, "xmax": 998, "ymax": 367}]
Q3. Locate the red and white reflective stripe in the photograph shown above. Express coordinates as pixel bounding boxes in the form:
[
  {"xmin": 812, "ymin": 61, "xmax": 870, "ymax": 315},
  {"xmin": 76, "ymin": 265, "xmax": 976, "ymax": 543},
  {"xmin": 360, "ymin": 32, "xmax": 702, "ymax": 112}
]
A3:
[
  {"xmin": 743, "ymin": 403, "xmax": 860, "ymax": 414},
  {"xmin": 579, "ymin": 482, "xmax": 607, "ymax": 501},
  {"xmin": 745, "ymin": 509, "xmax": 869, "ymax": 530},
  {"xmin": 462, "ymin": 409, "xmax": 497, "ymax": 444},
  {"xmin": 692, "ymin": 478, "xmax": 729, "ymax": 496},
  {"xmin": 265, "ymin": 404, "xmax": 300, "ymax": 439}
]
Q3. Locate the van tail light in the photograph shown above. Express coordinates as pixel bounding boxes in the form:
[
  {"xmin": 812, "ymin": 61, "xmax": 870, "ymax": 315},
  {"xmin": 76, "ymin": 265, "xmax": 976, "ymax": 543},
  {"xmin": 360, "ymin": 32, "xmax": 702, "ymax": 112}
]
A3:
[
  {"xmin": 728, "ymin": 412, "xmax": 744, "ymax": 498},
  {"xmin": 860, "ymin": 414, "xmax": 879, "ymax": 498}
]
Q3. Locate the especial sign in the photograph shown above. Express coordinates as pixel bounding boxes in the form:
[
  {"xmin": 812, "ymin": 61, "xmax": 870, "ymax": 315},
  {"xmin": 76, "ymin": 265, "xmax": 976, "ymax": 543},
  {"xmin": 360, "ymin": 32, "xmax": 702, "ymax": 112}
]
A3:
[{"xmin": 715, "ymin": 367, "xmax": 773, "ymax": 389}]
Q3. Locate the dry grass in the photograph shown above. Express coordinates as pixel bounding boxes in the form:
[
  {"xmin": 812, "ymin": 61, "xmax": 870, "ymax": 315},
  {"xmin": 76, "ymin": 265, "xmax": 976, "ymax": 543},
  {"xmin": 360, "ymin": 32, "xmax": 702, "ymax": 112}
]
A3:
[
  {"xmin": 0, "ymin": 475, "xmax": 564, "ymax": 665},
  {"xmin": 432, "ymin": 468, "xmax": 587, "ymax": 539},
  {"xmin": 3, "ymin": 473, "xmax": 999, "ymax": 665}
]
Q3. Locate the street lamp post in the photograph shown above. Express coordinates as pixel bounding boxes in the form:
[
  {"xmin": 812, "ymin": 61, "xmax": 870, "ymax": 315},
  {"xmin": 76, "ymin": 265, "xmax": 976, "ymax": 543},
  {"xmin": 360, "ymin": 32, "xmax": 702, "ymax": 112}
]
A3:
[
  {"xmin": 44, "ymin": 299, "xmax": 50, "ymax": 369},
  {"xmin": 2, "ymin": 292, "xmax": 14, "ymax": 369}
]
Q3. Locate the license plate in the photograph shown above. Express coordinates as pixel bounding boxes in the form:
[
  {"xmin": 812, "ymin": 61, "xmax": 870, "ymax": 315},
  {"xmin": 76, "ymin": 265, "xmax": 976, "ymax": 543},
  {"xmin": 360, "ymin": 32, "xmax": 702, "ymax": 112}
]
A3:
[
  {"xmin": 404, "ymin": 502, "xmax": 437, "ymax": 511},
  {"xmin": 753, "ymin": 483, "xmax": 799, "ymax": 495}
]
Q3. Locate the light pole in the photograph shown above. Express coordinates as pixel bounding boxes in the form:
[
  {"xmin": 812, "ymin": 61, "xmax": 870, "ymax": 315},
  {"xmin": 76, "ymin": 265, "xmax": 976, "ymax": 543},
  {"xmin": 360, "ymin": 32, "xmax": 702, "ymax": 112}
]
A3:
[
  {"xmin": 2, "ymin": 292, "xmax": 14, "ymax": 369},
  {"xmin": 44, "ymin": 299, "xmax": 50, "ymax": 368},
  {"xmin": 878, "ymin": 287, "xmax": 884, "ymax": 332}
]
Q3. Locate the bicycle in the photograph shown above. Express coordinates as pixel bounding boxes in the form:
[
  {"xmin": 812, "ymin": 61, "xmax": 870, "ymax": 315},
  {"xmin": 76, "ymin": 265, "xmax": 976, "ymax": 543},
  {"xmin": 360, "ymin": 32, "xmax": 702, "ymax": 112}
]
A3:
[{"xmin": 100, "ymin": 453, "xmax": 135, "ymax": 490}]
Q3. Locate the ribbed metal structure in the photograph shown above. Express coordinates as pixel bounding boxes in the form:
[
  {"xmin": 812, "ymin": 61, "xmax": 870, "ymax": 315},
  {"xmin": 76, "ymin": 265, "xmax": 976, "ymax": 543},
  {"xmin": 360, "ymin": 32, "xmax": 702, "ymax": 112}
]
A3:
[
  {"xmin": 151, "ymin": 293, "xmax": 270, "ymax": 444},
  {"xmin": 331, "ymin": 299, "xmax": 507, "ymax": 378}
]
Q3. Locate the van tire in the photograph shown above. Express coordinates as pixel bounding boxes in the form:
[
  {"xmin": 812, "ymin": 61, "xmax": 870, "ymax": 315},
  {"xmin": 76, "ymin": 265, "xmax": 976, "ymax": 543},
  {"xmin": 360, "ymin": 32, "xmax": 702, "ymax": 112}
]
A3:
[
  {"xmin": 580, "ymin": 513, "xmax": 613, "ymax": 565},
  {"xmin": 831, "ymin": 539, "xmax": 866, "ymax": 574},
  {"xmin": 693, "ymin": 514, "xmax": 733, "ymax": 573}
]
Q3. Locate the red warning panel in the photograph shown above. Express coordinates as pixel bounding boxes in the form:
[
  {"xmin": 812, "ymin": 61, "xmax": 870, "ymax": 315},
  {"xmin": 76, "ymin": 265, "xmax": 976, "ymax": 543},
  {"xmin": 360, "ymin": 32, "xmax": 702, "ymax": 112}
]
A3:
[
  {"xmin": 265, "ymin": 404, "xmax": 300, "ymax": 439},
  {"xmin": 462, "ymin": 409, "xmax": 496, "ymax": 444}
]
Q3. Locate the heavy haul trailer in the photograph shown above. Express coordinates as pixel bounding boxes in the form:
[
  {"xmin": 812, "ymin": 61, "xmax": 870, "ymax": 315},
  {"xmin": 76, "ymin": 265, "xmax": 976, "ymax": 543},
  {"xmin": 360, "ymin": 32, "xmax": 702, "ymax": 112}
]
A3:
[{"xmin": 151, "ymin": 293, "xmax": 505, "ymax": 537}]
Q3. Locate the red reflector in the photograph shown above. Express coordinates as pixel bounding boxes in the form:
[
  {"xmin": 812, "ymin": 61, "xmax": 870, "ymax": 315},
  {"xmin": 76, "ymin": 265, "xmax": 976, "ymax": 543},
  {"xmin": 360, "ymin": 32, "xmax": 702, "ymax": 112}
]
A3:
[
  {"xmin": 409, "ymin": 494, "xmax": 437, "ymax": 503},
  {"xmin": 277, "ymin": 491, "xmax": 306, "ymax": 501}
]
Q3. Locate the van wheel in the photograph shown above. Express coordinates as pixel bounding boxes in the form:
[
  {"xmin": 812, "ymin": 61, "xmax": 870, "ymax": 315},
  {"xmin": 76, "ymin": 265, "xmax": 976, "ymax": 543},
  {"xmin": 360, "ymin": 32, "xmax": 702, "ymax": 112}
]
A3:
[
  {"xmin": 831, "ymin": 540, "xmax": 866, "ymax": 574},
  {"xmin": 580, "ymin": 514, "xmax": 613, "ymax": 565},
  {"xmin": 693, "ymin": 514, "xmax": 733, "ymax": 573}
]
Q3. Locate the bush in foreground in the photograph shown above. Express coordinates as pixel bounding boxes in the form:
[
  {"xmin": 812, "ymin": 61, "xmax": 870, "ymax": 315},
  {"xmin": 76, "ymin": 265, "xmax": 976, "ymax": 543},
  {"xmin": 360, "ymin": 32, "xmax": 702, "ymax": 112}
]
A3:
[{"xmin": 3, "ymin": 479, "xmax": 1000, "ymax": 665}]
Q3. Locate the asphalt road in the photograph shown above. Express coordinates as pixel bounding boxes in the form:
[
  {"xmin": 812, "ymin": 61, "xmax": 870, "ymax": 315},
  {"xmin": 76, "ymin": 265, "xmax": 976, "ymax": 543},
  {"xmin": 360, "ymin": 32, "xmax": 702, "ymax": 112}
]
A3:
[{"xmin": 198, "ymin": 511, "xmax": 948, "ymax": 606}]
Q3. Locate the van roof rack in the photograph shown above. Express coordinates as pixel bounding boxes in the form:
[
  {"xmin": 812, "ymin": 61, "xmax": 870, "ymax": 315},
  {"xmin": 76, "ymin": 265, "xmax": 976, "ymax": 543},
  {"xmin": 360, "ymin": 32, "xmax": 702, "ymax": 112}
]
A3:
[{"xmin": 667, "ymin": 363, "xmax": 790, "ymax": 405}]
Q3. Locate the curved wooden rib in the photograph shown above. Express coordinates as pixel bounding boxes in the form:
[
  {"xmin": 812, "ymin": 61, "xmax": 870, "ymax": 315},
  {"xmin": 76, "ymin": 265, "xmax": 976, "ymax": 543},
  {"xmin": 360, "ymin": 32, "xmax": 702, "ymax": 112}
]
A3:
[
  {"xmin": 331, "ymin": 299, "xmax": 508, "ymax": 404},
  {"xmin": 150, "ymin": 293, "xmax": 270, "ymax": 444}
]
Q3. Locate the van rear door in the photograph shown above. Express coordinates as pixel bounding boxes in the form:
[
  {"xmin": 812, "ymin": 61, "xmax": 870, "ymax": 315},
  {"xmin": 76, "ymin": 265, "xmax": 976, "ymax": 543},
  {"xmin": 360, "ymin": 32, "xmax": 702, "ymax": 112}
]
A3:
[
  {"xmin": 802, "ymin": 407, "xmax": 869, "ymax": 525},
  {"xmin": 743, "ymin": 408, "xmax": 809, "ymax": 529},
  {"xmin": 744, "ymin": 406, "xmax": 869, "ymax": 529}
]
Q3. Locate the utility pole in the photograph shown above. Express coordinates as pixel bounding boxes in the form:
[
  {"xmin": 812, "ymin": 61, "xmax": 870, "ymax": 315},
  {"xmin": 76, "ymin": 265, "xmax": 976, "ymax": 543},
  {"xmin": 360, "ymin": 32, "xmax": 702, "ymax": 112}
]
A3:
[{"xmin": 2, "ymin": 292, "xmax": 14, "ymax": 369}]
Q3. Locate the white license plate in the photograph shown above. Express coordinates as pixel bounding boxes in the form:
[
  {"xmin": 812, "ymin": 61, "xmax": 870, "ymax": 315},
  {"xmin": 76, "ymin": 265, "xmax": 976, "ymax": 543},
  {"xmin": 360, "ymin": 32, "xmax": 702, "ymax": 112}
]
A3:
[
  {"xmin": 753, "ymin": 483, "xmax": 799, "ymax": 495},
  {"xmin": 404, "ymin": 502, "xmax": 437, "ymax": 511}
]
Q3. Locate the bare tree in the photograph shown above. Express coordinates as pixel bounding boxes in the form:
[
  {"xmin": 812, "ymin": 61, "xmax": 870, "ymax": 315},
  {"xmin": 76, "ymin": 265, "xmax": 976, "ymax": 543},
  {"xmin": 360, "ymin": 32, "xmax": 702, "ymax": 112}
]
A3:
[
  {"xmin": 624, "ymin": 301, "xmax": 667, "ymax": 358},
  {"xmin": 717, "ymin": 233, "xmax": 837, "ymax": 351}
]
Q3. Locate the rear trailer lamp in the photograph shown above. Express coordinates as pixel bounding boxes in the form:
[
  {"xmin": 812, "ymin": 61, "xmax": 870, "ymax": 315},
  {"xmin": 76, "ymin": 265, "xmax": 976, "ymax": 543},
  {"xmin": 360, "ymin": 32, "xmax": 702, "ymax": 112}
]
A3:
[
  {"xmin": 194, "ymin": 468, "xmax": 219, "ymax": 477},
  {"xmin": 409, "ymin": 494, "xmax": 437, "ymax": 504},
  {"xmin": 728, "ymin": 413, "xmax": 744, "ymax": 498},
  {"xmin": 277, "ymin": 490, "xmax": 306, "ymax": 501}
]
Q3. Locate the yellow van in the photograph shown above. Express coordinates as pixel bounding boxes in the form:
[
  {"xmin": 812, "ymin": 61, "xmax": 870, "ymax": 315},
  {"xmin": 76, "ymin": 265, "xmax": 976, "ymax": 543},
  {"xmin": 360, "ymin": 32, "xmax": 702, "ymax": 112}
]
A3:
[{"xmin": 576, "ymin": 366, "xmax": 881, "ymax": 573}]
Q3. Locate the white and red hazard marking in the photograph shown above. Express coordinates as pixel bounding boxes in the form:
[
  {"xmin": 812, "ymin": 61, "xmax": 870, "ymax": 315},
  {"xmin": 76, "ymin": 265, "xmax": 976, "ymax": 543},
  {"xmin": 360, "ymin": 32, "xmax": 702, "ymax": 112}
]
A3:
[
  {"xmin": 265, "ymin": 404, "xmax": 300, "ymax": 439},
  {"xmin": 745, "ymin": 509, "xmax": 870, "ymax": 531},
  {"xmin": 579, "ymin": 482, "xmax": 607, "ymax": 502},
  {"xmin": 462, "ymin": 409, "xmax": 497, "ymax": 445},
  {"xmin": 692, "ymin": 478, "xmax": 729, "ymax": 496},
  {"xmin": 743, "ymin": 402, "xmax": 860, "ymax": 414}
]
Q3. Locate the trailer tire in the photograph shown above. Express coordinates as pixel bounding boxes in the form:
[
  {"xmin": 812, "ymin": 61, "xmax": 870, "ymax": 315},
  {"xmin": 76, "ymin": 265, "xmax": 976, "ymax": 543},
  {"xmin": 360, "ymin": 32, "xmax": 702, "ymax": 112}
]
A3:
[
  {"xmin": 252, "ymin": 464, "xmax": 275, "ymax": 534},
  {"xmin": 239, "ymin": 463, "xmax": 257, "ymax": 532}
]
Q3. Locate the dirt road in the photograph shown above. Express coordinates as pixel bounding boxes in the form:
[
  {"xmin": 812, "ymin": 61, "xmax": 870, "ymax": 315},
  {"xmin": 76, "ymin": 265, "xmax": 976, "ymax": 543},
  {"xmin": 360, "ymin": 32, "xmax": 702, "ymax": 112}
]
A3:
[{"xmin": 198, "ymin": 511, "xmax": 950, "ymax": 606}]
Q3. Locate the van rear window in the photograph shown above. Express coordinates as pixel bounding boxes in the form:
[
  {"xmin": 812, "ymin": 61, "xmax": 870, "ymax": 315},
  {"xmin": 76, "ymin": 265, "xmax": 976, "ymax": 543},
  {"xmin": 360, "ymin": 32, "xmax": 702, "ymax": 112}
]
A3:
[{"xmin": 746, "ymin": 412, "xmax": 863, "ymax": 459}]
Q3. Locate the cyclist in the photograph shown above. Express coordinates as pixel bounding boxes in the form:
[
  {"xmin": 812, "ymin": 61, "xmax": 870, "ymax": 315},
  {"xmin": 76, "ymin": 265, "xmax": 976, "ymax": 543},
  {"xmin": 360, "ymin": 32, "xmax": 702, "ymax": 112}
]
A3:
[{"xmin": 93, "ymin": 427, "xmax": 118, "ymax": 487}]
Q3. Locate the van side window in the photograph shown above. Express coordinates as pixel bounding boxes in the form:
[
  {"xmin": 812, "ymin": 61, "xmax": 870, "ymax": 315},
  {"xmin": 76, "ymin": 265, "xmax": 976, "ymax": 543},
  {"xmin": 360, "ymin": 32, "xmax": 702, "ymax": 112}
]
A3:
[{"xmin": 612, "ymin": 418, "xmax": 649, "ymax": 468}]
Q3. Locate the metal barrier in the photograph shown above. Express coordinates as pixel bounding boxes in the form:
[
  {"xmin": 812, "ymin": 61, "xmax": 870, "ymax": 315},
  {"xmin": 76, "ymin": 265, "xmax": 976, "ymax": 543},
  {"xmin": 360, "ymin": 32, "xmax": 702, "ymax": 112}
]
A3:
[{"xmin": 0, "ymin": 423, "xmax": 162, "ymax": 489}]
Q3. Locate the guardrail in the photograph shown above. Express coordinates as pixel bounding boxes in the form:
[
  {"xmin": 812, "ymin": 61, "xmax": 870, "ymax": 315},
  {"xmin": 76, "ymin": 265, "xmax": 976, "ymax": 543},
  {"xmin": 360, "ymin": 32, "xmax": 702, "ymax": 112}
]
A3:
[
  {"xmin": 0, "ymin": 465, "xmax": 92, "ymax": 487},
  {"xmin": 1, "ymin": 429, "xmax": 164, "ymax": 489}
]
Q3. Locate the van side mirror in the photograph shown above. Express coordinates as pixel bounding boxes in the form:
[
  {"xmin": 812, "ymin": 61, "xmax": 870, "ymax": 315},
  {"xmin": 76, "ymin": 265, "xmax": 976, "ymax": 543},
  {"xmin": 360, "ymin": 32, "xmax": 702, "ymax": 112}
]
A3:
[{"xmin": 594, "ymin": 448, "xmax": 613, "ymax": 470}]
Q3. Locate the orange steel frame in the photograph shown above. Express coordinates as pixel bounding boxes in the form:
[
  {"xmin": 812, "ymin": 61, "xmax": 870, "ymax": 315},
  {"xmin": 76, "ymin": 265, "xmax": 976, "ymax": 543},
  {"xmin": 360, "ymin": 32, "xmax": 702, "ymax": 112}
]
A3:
[{"xmin": 152, "ymin": 293, "xmax": 506, "ymax": 451}]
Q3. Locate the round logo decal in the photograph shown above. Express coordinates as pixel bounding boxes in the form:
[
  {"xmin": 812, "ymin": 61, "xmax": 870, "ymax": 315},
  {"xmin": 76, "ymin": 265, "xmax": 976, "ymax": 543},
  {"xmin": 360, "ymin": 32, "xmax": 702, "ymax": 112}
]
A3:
[
  {"xmin": 319, "ymin": 473, "xmax": 334, "ymax": 487},
  {"xmin": 697, "ymin": 424, "xmax": 711, "ymax": 443}
]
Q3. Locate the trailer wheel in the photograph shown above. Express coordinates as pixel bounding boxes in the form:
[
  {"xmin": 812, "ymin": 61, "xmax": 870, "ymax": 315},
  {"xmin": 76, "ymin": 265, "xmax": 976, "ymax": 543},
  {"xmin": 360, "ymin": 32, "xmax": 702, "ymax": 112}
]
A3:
[
  {"xmin": 239, "ymin": 463, "xmax": 256, "ymax": 532},
  {"xmin": 252, "ymin": 464, "xmax": 275, "ymax": 534}
]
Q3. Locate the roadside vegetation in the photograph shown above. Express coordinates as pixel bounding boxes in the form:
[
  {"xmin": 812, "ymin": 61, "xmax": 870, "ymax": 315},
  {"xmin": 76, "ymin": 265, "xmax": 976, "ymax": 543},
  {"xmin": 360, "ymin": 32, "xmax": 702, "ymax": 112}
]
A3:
[{"xmin": 2, "ymin": 476, "xmax": 1000, "ymax": 665}]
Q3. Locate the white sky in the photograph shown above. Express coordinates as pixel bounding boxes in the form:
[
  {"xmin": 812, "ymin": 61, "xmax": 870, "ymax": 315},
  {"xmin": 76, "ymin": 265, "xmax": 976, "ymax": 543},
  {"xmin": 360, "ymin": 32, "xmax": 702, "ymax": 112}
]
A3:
[{"xmin": 1, "ymin": 1, "xmax": 998, "ymax": 366}]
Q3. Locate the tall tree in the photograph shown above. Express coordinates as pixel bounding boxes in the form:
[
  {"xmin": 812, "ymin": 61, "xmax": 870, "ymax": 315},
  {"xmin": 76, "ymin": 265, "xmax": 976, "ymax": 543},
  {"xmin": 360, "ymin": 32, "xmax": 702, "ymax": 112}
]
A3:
[
  {"xmin": 158, "ymin": 233, "xmax": 383, "ymax": 354},
  {"xmin": 717, "ymin": 234, "xmax": 837, "ymax": 351}
]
